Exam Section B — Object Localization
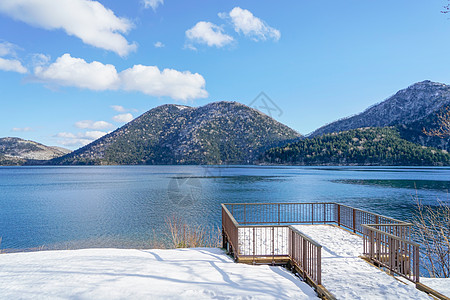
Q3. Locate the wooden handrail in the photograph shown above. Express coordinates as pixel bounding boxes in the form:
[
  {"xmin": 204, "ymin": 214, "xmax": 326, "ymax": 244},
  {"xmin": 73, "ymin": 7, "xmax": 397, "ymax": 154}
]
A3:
[{"xmin": 361, "ymin": 224, "xmax": 419, "ymax": 246}]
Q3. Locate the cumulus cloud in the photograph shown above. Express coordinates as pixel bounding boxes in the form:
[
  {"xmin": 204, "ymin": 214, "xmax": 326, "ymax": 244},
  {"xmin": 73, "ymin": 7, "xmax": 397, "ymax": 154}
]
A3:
[
  {"xmin": 154, "ymin": 41, "xmax": 165, "ymax": 48},
  {"xmin": 220, "ymin": 7, "xmax": 280, "ymax": 42},
  {"xmin": 143, "ymin": 0, "xmax": 163, "ymax": 11},
  {"xmin": 12, "ymin": 127, "xmax": 33, "ymax": 132},
  {"xmin": 0, "ymin": 57, "xmax": 28, "ymax": 73},
  {"xmin": 34, "ymin": 53, "xmax": 120, "ymax": 90},
  {"xmin": 55, "ymin": 130, "xmax": 108, "ymax": 146},
  {"xmin": 186, "ymin": 21, "xmax": 234, "ymax": 49},
  {"xmin": 33, "ymin": 53, "xmax": 208, "ymax": 101},
  {"xmin": 75, "ymin": 120, "xmax": 113, "ymax": 130},
  {"xmin": 120, "ymin": 65, "xmax": 208, "ymax": 100},
  {"xmin": 0, "ymin": 41, "xmax": 28, "ymax": 73},
  {"xmin": 112, "ymin": 113, "xmax": 134, "ymax": 123},
  {"xmin": 0, "ymin": 0, "xmax": 136, "ymax": 56}
]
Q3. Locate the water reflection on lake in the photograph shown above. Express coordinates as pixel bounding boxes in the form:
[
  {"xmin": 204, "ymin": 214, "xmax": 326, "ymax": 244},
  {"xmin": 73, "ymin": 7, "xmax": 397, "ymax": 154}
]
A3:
[{"xmin": 0, "ymin": 166, "xmax": 448, "ymax": 250}]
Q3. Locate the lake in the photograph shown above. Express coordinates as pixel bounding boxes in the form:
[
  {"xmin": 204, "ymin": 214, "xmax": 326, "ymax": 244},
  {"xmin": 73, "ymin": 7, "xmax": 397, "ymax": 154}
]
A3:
[{"xmin": 0, "ymin": 166, "xmax": 448, "ymax": 251}]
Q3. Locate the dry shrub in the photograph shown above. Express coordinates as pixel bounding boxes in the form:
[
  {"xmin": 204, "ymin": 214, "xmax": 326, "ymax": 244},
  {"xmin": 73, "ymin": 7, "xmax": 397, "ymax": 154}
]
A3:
[
  {"xmin": 165, "ymin": 216, "xmax": 222, "ymax": 248},
  {"xmin": 413, "ymin": 198, "xmax": 450, "ymax": 278}
]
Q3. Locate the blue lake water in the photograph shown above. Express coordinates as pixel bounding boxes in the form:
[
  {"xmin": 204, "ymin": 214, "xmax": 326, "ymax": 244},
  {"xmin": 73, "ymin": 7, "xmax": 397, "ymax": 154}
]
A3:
[{"xmin": 0, "ymin": 166, "xmax": 448, "ymax": 250}]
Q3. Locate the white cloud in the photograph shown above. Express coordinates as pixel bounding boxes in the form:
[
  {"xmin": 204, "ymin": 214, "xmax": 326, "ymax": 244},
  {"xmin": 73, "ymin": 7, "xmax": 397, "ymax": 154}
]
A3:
[
  {"xmin": 31, "ymin": 53, "xmax": 51, "ymax": 67},
  {"xmin": 34, "ymin": 53, "xmax": 208, "ymax": 101},
  {"xmin": 0, "ymin": 0, "xmax": 136, "ymax": 56},
  {"xmin": 55, "ymin": 130, "xmax": 108, "ymax": 146},
  {"xmin": 0, "ymin": 57, "xmax": 28, "ymax": 73},
  {"xmin": 75, "ymin": 120, "xmax": 113, "ymax": 130},
  {"xmin": 154, "ymin": 41, "xmax": 165, "ymax": 48},
  {"xmin": 34, "ymin": 53, "xmax": 120, "ymax": 90},
  {"xmin": 220, "ymin": 7, "xmax": 280, "ymax": 42},
  {"xmin": 0, "ymin": 41, "xmax": 27, "ymax": 73},
  {"xmin": 186, "ymin": 21, "xmax": 234, "ymax": 48},
  {"xmin": 112, "ymin": 113, "xmax": 134, "ymax": 123},
  {"xmin": 55, "ymin": 132, "xmax": 77, "ymax": 139},
  {"xmin": 111, "ymin": 105, "xmax": 138, "ymax": 113},
  {"xmin": 120, "ymin": 65, "xmax": 208, "ymax": 101},
  {"xmin": 12, "ymin": 127, "xmax": 33, "ymax": 132},
  {"xmin": 143, "ymin": 0, "xmax": 163, "ymax": 11},
  {"xmin": 84, "ymin": 130, "xmax": 108, "ymax": 140},
  {"xmin": 57, "ymin": 139, "xmax": 91, "ymax": 146},
  {"xmin": 0, "ymin": 40, "xmax": 19, "ymax": 57},
  {"xmin": 111, "ymin": 105, "xmax": 126, "ymax": 112}
]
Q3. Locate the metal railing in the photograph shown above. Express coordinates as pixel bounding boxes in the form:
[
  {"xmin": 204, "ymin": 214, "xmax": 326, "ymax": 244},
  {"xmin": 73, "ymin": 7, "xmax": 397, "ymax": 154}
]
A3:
[
  {"xmin": 362, "ymin": 223, "xmax": 420, "ymax": 282},
  {"xmin": 289, "ymin": 226, "xmax": 322, "ymax": 285},
  {"xmin": 226, "ymin": 202, "xmax": 336, "ymax": 225},
  {"xmin": 222, "ymin": 202, "xmax": 420, "ymax": 285}
]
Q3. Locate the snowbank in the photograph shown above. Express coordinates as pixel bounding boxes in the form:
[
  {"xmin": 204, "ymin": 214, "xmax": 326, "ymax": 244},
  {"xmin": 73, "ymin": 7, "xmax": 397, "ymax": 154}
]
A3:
[{"xmin": 0, "ymin": 247, "xmax": 318, "ymax": 299}]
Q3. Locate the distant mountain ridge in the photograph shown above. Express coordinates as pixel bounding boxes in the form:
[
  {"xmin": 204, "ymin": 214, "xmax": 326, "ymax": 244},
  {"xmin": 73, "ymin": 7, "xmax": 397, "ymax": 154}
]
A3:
[
  {"xmin": 0, "ymin": 137, "xmax": 71, "ymax": 165},
  {"xmin": 51, "ymin": 101, "xmax": 302, "ymax": 165},
  {"xmin": 311, "ymin": 80, "xmax": 450, "ymax": 150}
]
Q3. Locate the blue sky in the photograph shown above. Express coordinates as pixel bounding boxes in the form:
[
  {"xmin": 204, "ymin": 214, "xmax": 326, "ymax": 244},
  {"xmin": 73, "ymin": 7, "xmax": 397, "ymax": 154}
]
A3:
[{"xmin": 1, "ymin": 0, "xmax": 450, "ymax": 149}]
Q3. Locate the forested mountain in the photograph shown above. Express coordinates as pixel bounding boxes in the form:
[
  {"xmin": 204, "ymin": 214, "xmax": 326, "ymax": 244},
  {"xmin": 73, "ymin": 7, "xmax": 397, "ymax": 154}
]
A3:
[
  {"xmin": 311, "ymin": 81, "xmax": 450, "ymax": 150},
  {"xmin": 262, "ymin": 127, "xmax": 450, "ymax": 166},
  {"xmin": 0, "ymin": 137, "xmax": 71, "ymax": 165},
  {"xmin": 50, "ymin": 101, "xmax": 301, "ymax": 165}
]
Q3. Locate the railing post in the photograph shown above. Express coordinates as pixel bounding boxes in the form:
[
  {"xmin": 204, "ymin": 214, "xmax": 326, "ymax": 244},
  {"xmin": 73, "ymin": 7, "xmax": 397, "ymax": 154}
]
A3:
[
  {"xmin": 252, "ymin": 227, "xmax": 256, "ymax": 265},
  {"xmin": 278, "ymin": 204, "xmax": 280, "ymax": 225},
  {"xmin": 311, "ymin": 204, "xmax": 314, "ymax": 224},
  {"xmin": 415, "ymin": 245, "xmax": 420, "ymax": 283},
  {"xmin": 369, "ymin": 230, "xmax": 374, "ymax": 258},
  {"xmin": 244, "ymin": 205, "xmax": 246, "ymax": 224},
  {"xmin": 353, "ymin": 208, "xmax": 356, "ymax": 233},
  {"xmin": 323, "ymin": 203, "xmax": 326, "ymax": 223},
  {"xmin": 222, "ymin": 228, "xmax": 226, "ymax": 249},
  {"xmin": 302, "ymin": 238, "xmax": 308, "ymax": 272},
  {"xmin": 272, "ymin": 227, "xmax": 275, "ymax": 265},
  {"xmin": 337, "ymin": 204, "xmax": 341, "ymax": 226},
  {"xmin": 317, "ymin": 246, "xmax": 322, "ymax": 285}
]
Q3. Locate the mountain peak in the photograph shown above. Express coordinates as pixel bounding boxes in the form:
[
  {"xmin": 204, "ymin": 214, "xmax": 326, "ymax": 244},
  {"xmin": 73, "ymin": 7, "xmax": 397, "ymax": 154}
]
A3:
[
  {"xmin": 311, "ymin": 81, "xmax": 450, "ymax": 151},
  {"xmin": 0, "ymin": 137, "xmax": 71, "ymax": 162},
  {"xmin": 406, "ymin": 80, "xmax": 447, "ymax": 90},
  {"xmin": 51, "ymin": 101, "xmax": 301, "ymax": 165}
]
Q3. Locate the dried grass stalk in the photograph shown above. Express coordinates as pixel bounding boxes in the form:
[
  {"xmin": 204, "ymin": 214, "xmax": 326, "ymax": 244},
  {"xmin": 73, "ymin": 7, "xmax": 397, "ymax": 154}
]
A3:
[{"xmin": 165, "ymin": 216, "xmax": 222, "ymax": 248}]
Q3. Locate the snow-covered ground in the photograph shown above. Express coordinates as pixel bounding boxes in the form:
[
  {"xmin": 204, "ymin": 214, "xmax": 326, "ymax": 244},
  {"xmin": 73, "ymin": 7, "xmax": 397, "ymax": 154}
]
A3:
[
  {"xmin": 1, "ymin": 227, "xmax": 447, "ymax": 299},
  {"xmin": 420, "ymin": 277, "xmax": 450, "ymax": 298},
  {"xmin": 292, "ymin": 225, "xmax": 432, "ymax": 300},
  {"xmin": 0, "ymin": 247, "xmax": 318, "ymax": 299}
]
